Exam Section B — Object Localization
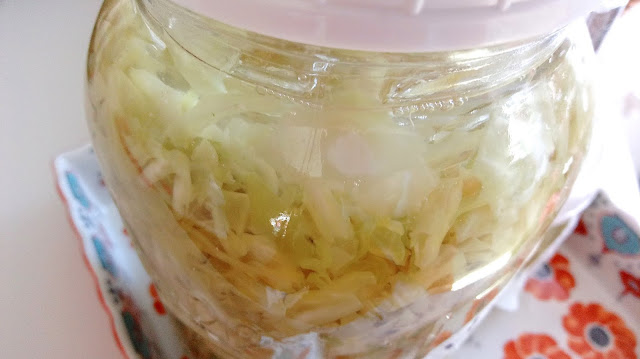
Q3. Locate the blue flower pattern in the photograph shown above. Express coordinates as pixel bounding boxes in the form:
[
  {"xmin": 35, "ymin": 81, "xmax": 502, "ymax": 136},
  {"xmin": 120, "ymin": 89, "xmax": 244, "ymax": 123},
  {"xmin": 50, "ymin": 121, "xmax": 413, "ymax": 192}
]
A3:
[
  {"xmin": 601, "ymin": 215, "xmax": 640, "ymax": 256},
  {"xmin": 65, "ymin": 171, "xmax": 91, "ymax": 209},
  {"xmin": 92, "ymin": 235, "xmax": 117, "ymax": 277}
]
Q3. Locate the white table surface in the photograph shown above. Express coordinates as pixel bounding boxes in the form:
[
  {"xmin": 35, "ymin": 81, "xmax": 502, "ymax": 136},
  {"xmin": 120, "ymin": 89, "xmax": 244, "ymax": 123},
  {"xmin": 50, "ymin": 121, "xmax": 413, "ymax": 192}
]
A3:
[
  {"xmin": 1, "ymin": 1, "xmax": 639, "ymax": 359},
  {"xmin": 1, "ymin": 1, "xmax": 122, "ymax": 358}
]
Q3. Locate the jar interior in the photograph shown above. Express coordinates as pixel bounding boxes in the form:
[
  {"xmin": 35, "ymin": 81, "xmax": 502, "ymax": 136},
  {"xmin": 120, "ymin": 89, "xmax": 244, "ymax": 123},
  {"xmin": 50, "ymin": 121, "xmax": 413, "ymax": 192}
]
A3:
[{"xmin": 86, "ymin": 0, "xmax": 594, "ymax": 357}]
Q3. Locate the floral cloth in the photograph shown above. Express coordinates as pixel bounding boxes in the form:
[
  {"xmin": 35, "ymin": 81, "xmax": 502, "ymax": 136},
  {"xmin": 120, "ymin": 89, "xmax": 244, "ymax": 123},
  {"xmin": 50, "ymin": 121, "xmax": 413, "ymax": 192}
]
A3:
[
  {"xmin": 525, "ymin": 254, "xmax": 576, "ymax": 301},
  {"xmin": 504, "ymin": 333, "xmax": 571, "ymax": 359},
  {"xmin": 57, "ymin": 147, "xmax": 640, "ymax": 359},
  {"xmin": 455, "ymin": 194, "xmax": 640, "ymax": 359},
  {"xmin": 563, "ymin": 302, "xmax": 636, "ymax": 358}
]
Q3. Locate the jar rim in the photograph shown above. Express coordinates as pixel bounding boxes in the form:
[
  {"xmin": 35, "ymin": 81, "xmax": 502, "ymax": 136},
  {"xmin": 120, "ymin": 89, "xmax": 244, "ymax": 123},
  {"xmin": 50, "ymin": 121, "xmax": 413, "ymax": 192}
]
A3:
[{"xmin": 166, "ymin": 0, "xmax": 620, "ymax": 52}]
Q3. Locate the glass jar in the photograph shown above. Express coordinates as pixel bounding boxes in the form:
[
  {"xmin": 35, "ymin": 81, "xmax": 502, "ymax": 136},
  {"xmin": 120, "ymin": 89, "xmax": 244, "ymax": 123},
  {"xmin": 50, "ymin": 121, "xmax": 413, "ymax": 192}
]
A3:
[{"xmin": 86, "ymin": 0, "xmax": 594, "ymax": 357}]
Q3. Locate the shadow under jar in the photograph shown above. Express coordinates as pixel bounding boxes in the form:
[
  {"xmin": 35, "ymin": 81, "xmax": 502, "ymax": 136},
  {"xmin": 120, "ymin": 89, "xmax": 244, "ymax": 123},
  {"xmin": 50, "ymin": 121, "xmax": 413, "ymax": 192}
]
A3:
[{"xmin": 86, "ymin": 0, "xmax": 594, "ymax": 357}]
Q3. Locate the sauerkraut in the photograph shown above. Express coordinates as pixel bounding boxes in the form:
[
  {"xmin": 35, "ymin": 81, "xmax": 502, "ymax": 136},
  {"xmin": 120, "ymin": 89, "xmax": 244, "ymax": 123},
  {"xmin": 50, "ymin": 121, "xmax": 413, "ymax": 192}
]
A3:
[{"xmin": 86, "ymin": 0, "xmax": 593, "ymax": 357}]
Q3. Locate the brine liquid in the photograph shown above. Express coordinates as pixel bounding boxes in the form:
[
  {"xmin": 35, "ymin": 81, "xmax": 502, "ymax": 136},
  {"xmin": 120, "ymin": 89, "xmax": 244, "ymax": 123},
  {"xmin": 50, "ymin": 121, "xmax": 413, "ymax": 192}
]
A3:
[{"xmin": 86, "ymin": 0, "xmax": 593, "ymax": 357}]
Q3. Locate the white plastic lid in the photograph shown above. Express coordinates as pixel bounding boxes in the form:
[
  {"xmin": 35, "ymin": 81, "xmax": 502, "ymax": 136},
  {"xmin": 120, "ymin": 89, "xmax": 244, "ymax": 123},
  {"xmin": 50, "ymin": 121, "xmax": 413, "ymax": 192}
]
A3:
[{"xmin": 171, "ymin": 0, "xmax": 627, "ymax": 52}]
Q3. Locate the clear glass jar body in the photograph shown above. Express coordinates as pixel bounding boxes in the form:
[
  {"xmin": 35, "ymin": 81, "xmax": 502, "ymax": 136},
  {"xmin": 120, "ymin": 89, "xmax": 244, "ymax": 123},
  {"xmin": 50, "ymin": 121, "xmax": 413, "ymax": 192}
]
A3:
[{"xmin": 86, "ymin": 0, "xmax": 594, "ymax": 357}]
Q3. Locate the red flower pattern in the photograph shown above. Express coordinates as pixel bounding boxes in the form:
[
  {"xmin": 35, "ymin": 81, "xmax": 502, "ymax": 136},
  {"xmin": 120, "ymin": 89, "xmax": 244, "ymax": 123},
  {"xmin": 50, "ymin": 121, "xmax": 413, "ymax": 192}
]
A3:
[
  {"xmin": 563, "ymin": 302, "xmax": 637, "ymax": 359},
  {"xmin": 503, "ymin": 333, "xmax": 571, "ymax": 359},
  {"xmin": 620, "ymin": 271, "xmax": 640, "ymax": 299},
  {"xmin": 149, "ymin": 284, "xmax": 166, "ymax": 315},
  {"xmin": 525, "ymin": 253, "xmax": 575, "ymax": 301},
  {"xmin": 575, "ymin": 218, "xmax": 589, "ymax": 235}
]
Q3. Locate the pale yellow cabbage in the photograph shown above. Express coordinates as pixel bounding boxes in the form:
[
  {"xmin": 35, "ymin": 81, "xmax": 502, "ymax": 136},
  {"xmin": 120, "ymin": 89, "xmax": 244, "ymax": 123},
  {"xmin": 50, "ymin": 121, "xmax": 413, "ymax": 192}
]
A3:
[{"xmin": 87, "ymin": 0, "xmax": 591, "ymax": 355}]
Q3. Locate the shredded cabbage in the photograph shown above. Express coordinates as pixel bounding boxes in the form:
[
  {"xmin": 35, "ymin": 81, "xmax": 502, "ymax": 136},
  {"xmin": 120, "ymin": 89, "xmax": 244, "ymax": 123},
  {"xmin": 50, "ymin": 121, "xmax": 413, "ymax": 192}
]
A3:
[{"xmin": 87, "ymin": 0, "xmax": 592, "ymax": 356}]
